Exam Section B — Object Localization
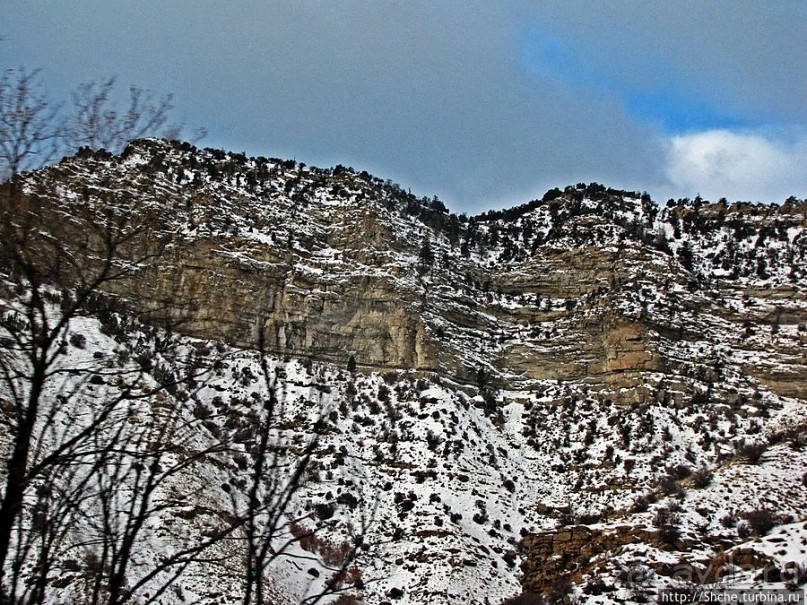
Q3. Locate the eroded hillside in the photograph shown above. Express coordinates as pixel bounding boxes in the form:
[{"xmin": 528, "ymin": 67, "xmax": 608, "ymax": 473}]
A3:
[{"xmin": 1, "ymin": 139, "xmax": 805, "ymax": 604}]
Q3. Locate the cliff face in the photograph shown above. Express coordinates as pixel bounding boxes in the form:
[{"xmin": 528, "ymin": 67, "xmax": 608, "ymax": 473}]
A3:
[
  {"xmin": 12, "ymin": 139, "xmax": 806, "ymax": 401},
  {"xmin": 3, "ymin": 140, "xmax": 807, "ymax": 604},
  {"xmin": 117, "ymin": 239, "xmax": 437, "ymax": 370}
]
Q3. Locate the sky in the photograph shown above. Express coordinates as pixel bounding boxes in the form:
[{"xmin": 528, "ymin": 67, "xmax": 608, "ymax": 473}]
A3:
[{"xmin": 2, "ymin": 1, "xmax": 806, "ymax": 213}]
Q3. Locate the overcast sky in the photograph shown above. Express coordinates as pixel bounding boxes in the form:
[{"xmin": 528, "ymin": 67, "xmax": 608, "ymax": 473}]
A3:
[{"xmin": 2, "ymin": 1, "xmax": 806, "ymax": 213}]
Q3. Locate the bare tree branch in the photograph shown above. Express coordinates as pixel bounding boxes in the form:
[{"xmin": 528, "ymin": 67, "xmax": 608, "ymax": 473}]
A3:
[
  {"xmin": 63, "ymin": 78, "xmax": 181, "ymax": 154},
  {"xmin": 0, "ymin": 68, "xmax": 61, "ymax": 180}
]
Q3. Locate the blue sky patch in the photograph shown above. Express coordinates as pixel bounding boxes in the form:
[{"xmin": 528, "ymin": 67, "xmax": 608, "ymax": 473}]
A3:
[{"xmin": 520, "ymin": 26, "xmax": 750, "ymax": 133}]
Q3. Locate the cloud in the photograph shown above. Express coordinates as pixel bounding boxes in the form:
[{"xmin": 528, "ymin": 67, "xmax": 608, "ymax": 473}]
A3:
[
  {"xmin": 662, "ymin": 129, "xmax": 807, "ymax": 202},
  {"xmin": 2, "ymin": 1, "xmax": 805, "ymax": 211}
]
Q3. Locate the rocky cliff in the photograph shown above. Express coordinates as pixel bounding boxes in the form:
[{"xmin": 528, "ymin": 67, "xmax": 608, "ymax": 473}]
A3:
[{"xmin": 13, "ymin": 140, "xmax": 807, "ymax": 397}]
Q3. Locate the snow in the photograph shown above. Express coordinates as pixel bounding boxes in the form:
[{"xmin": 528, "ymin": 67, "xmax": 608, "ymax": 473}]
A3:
[{"xmin": 3, "ymin": 140, "xmax": 805, "ymax": 604}]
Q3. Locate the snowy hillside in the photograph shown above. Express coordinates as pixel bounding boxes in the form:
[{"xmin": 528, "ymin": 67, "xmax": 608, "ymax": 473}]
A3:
[{"xmin": 0, "ymin": 139, "xmax": 805, "ymax": 604}]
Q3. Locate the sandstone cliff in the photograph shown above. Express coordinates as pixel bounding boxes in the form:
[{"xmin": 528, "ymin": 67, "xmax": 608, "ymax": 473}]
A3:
[{"xmin": 10, "ymin": 140, "xmax": 806, "ymax": 405}]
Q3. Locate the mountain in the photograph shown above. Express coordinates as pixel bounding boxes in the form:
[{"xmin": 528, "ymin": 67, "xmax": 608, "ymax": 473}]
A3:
[{"xmin": 1, "ymin": 139, "xmax": 805, "ymax": 604}]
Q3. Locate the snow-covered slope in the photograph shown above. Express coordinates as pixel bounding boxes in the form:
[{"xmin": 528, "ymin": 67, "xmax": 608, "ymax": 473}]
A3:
[{"xmin": 0, "ymin": 139, "xmax": 805, "ymax": 604}]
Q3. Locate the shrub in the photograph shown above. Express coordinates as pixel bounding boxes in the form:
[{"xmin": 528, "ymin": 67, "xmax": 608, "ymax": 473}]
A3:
[
  {"xmin": 631, "ymin": 495, "xmax": 651, "ymax": 513},
  {"xmin": 386, "ymin": 586, "xmax": 404, "ymax": 600},
  {"xmin": 337, "ymin": 492, "xmax": 359, "ymax": 510},
  {"xmin": 69, "ymin": 333, "xmax": 87, "ymax": 349},
  {"xmin": 289, "ymin": 522, "xmax": 315, "ymax": 551},
  {"xmin": 583, "ymin": 577, "xmax": 614, "ymax": 596},
  {"xmin": 578, "ymin": 512, "xmax": 603, "ymax": 525},
  {"xmin": 331, "ymin": 565, "xmax": 363, "ymax": 590},
  {"xmin": 232, "ymin": 453, "xmax": 248, "ymax": 470},
  {"xmin": 500, "ymin": 593, "xmax": 542, "ymax": 605},
  {"xmin": 314, "ymin": 503, "xmax": 335, "ymax": 520},
  {"xmin": 426, "ymin": 430, "xmax": 442, "ymax": 451},
  {"xmin": 744, "ymin": 509, "xmax": 776, "ymax": 536},
  {"xmin": 690, "ymin": 467, "xmax": 713, "ymax": 488},
  {"xmin": 658, "ymin": 474, "xmax": 686, "ymax": 498},
  {"xmin": 319, "ymin": 539, "xmax": 352, "ymax": 567},
  {"xmin": 734, "ymin": 439, "xmax": 768, "ymax": 463},
  {"xmin": 473, "ymin": 512, "xmax": 488, "ymax": 525},
  {"xmin": 544, "ymin": 576, "xmax": 574, "ymax": 604},
  {"xmin": 192, "ymin": 403, "xmax": 212, "ymax": 420},
  {"xmin": 667, "ymin": 464, "xmax": 692, "ymax": 480}
]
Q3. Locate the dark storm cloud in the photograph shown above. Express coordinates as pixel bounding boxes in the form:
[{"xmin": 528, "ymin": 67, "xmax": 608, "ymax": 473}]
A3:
[{"xmin": 1, "ymin": 1, "xmax": 804, "ymax": 211}]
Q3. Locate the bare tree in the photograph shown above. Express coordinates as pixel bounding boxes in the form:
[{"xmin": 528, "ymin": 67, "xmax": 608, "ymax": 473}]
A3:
[
  {"xmin": 0, "ymin": 177, "xmax": 169, "ymax": 600},
  {"xmin": 0, "ymin": 196, "xmax": 358, "ymax": 605},
  {"xmin": 0, "ymin": 68, "xmax": 61, "ymax": 180},
  {"xmin": 63, "ymin": 77, "xmax": 182, "ymax": 155},
  {"xmin": 0, "ymin": 70, "xmax": 377, "ymax": 604},
  {"xmin": 229, "ymin": 330, "xmax": 374, "ymax": 605},
  {"xmin": 0, "ymin": 111, "xmax": 221, "ymax": 600},
  {"xmin": 69, "ymin": 369, "xmax": 233, "ymax": 605},
  {"xmin": 0, "ymin": 67, "xmax": 202, "ymax": 181},
  {"xmin": 0, "ymin": 76, "xmax": 197, "ymax": 589},
  {"xmin": 0, "ymin": 191, "xmax": 237, "ymax": 603}
]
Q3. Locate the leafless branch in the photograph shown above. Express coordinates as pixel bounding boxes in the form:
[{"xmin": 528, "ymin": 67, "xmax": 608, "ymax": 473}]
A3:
[{"xmin": 0, "ymin": 68, "xmax": 61, "ymax": 180}]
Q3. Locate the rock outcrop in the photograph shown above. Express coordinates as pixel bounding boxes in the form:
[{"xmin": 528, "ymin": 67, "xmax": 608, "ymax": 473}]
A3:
[
  {"xmin": 9, "ymin": 140, "xmax": 805, "ymax": 405},
  {"xmin": 521, "ymin": 525, "xmax": 662, "ymax": 592}
]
